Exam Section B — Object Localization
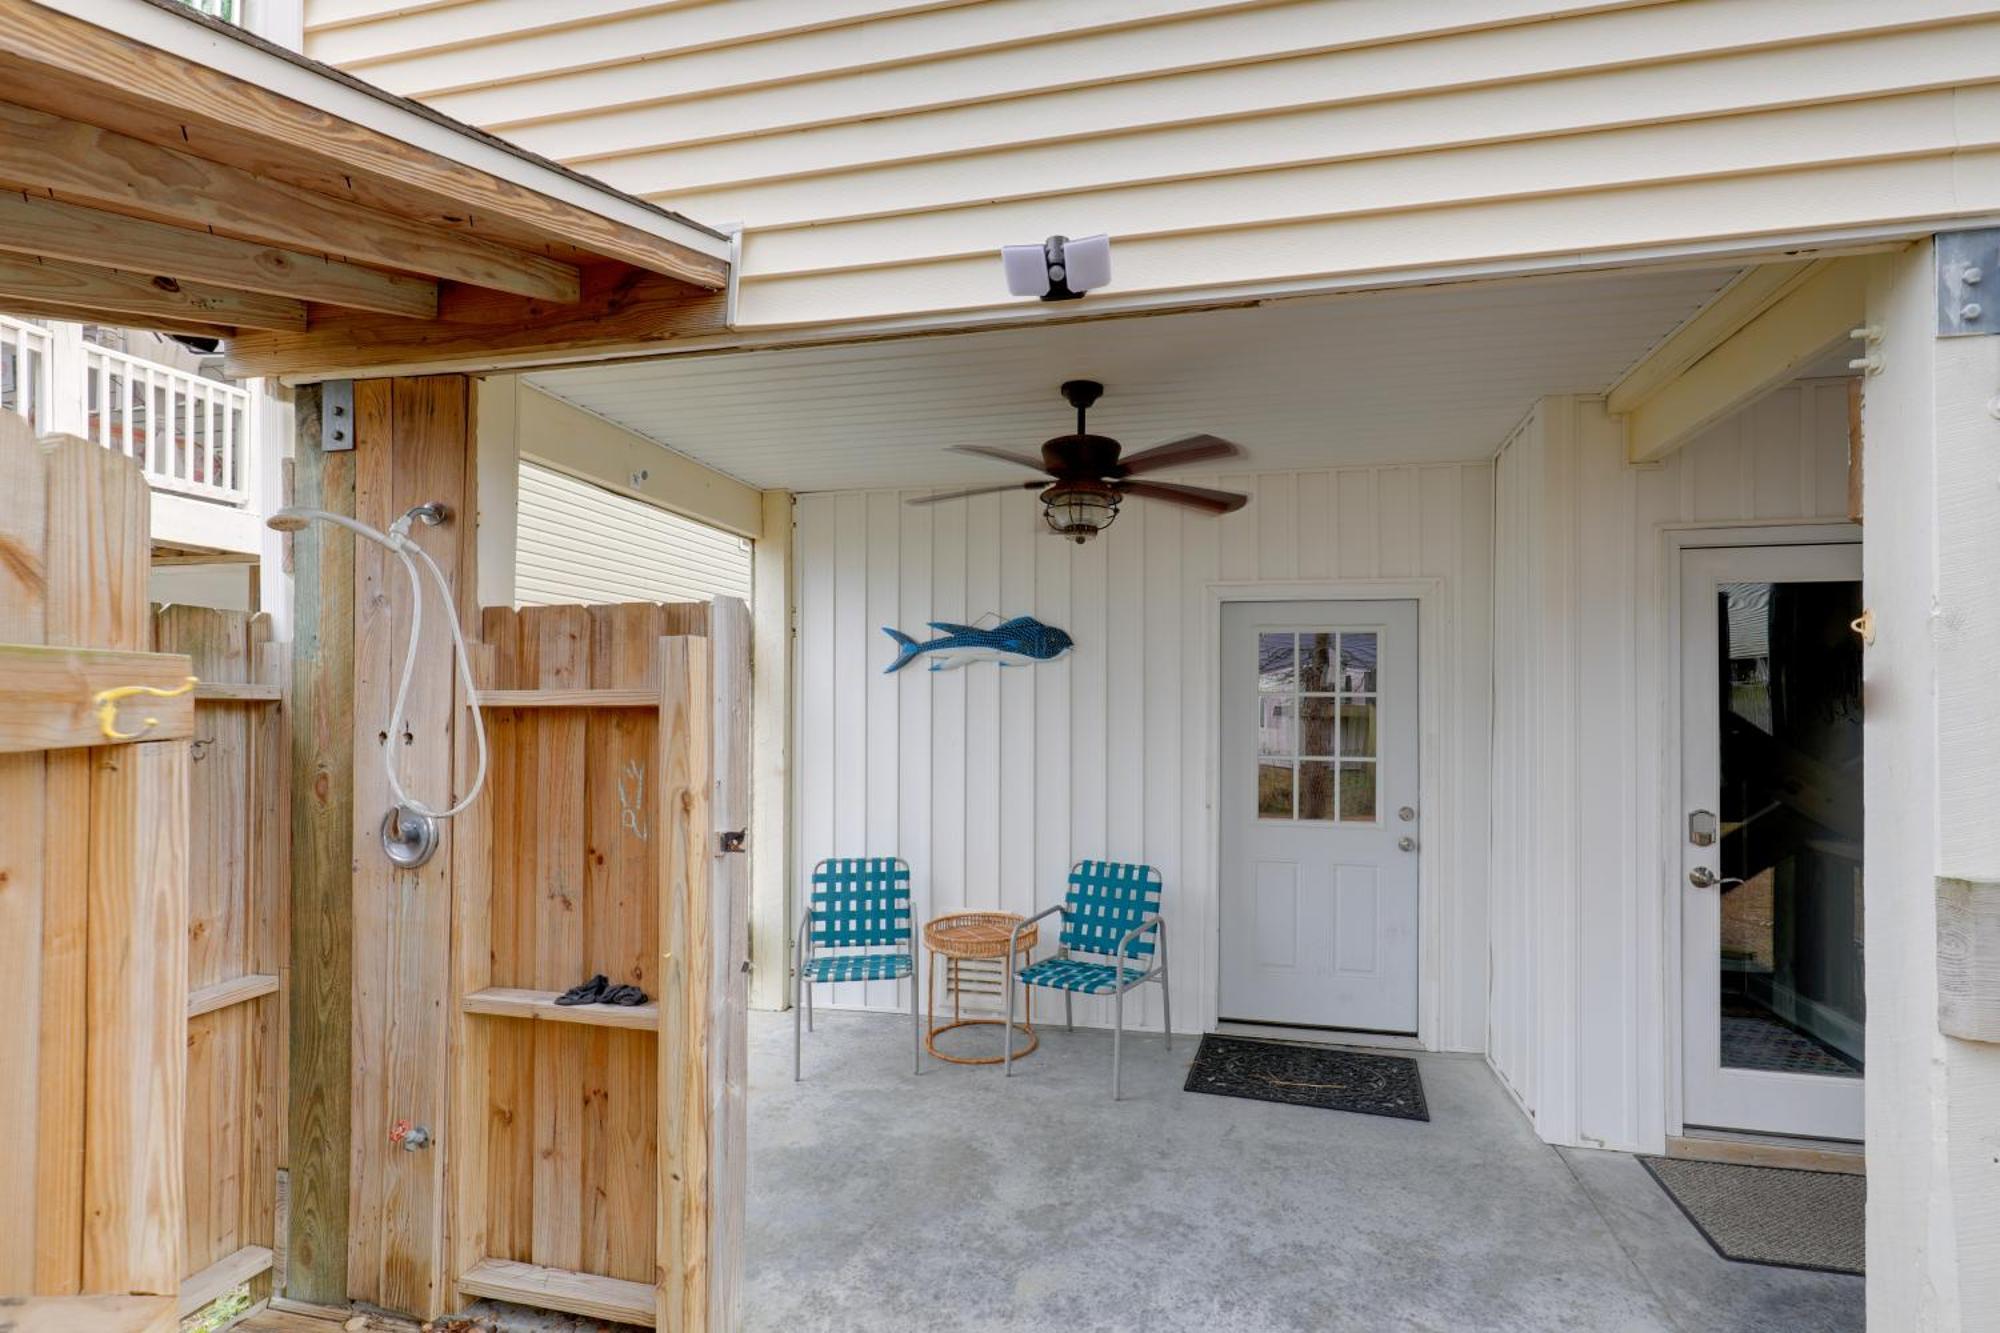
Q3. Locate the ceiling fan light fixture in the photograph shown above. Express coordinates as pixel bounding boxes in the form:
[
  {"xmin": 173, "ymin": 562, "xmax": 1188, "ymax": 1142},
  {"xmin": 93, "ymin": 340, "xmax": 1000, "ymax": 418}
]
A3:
[{"xmin": 1041, "ymin": 481, "xmax": 1120, "ymax": 543}]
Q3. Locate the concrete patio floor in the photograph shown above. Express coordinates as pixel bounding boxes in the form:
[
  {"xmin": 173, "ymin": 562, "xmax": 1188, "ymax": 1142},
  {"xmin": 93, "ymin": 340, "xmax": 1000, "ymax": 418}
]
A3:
[{"xmin": 746, "ymin": 1009, "xmax": 1862, "ymax": 1332}]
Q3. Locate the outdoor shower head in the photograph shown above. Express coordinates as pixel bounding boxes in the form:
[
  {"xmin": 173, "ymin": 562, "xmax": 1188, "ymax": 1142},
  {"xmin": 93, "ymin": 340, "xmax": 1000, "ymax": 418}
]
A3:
[{"xmin": 258, "ymin": 500, "xmax": 488, "ymax": 868}]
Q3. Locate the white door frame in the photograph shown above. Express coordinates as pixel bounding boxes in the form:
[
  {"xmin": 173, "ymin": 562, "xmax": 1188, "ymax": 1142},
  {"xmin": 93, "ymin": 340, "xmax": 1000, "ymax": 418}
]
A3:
[
  {"xmin": 1203, "ymin": 578, "xmax": 1447, "ymax": 1050},
  {"xmin": 1657, "ymin": 522, "xmax": 1862, "ymax": 1140}
]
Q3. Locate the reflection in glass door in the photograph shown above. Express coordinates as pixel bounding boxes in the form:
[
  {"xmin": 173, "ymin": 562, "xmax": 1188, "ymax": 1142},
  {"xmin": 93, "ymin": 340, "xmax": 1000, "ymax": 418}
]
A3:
[{"xmin": 1681, "ymin": 545, "xmax": 1864, "ymax": 1141}]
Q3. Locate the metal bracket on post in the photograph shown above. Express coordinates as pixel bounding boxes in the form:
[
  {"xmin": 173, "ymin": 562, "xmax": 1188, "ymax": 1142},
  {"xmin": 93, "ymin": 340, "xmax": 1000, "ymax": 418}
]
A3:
[
  {"xmin": 320, "ymin": 379, "xmax": 355, "ymax": 451},
  {"xmin": 1938, "ymin": 228, "xmax": 2000, "ymax": 336}
]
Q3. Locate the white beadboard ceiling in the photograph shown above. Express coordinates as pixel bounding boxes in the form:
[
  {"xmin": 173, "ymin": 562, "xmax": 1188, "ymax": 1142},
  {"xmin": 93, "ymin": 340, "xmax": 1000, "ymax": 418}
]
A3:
[{"xmin": 527, "ymin": 266, "xmax": 1739, "ymax": 493}]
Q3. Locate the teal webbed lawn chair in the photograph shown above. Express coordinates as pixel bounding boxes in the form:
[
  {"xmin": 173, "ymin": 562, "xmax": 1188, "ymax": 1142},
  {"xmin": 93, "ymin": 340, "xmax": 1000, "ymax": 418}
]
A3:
[
  {"xmin": 1006, "ymin": 860, "xmax": 1169, "ymax": 1099},
  {"xmin": 794, "ymin": 856, "xmax": 921, "ymax": 1080}
]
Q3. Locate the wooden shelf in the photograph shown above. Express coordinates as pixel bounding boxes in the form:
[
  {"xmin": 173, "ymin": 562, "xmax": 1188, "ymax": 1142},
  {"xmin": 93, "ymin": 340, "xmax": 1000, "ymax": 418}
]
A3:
[
  {"xmin": 194, "ymin": 681, "xmax": 281, "ymax": 703},
  {"xmin": 187, "ymin": 972, "xmax": 281, "ymax": 1020},
  {"xmin": 459, "ymin": 1257, "xmax": 653, "ymax": 1326},
  {"xmin": 178, "ymin": 1243, "xmax": 273, "ymax": 1317},
  {"xmin": 462, "ymin": 986, "xmax": 658, "ymax": 1030},
  {"xmin": 475, "ymin": 688, "xmax": 657, "ymax": 709}
]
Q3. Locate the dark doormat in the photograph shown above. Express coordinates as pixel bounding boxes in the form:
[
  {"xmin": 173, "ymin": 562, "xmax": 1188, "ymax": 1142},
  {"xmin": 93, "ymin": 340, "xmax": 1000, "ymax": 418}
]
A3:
[
  {"xmin": 1640, "ymin": 1156, "xmax": 1865, "ymax": 1276},
  {"xmin": 1182, "ymin": 1034, "xmax": 1428, "ymax": 1121}
]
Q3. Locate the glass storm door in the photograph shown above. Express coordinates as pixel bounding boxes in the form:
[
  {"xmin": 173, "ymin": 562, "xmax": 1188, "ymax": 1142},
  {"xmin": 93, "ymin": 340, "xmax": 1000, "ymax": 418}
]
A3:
[
  {"xmin": 1218, "ymin": 600, "xmax": 1420, "ymax": 1033},
  {"xmin": 1680, "ymin": 545, "xmax": 1864, "ymax": 1141}
]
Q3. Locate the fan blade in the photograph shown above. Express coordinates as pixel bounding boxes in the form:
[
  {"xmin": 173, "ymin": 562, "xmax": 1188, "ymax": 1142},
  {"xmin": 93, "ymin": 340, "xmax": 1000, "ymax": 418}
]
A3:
[
  {"xmin": 906, "ymin": 482, "xmax": 1044, "ymax": 506},
  {"xmin": 946, "ymin": 443, "xmax": 1052, "ymax": 473},
  {"xmin": 1115, "ymin": 479, "xmax": 1249, "ymax": 514},
  {"xmin": 1113, "ymin": 433, "xmax": 1242, "ymax": 477}
]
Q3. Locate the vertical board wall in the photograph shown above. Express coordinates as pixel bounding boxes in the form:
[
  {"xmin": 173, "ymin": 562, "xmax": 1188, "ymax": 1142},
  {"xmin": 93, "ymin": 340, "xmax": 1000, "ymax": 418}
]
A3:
[
  {"xmin": 156, "ymin": 607, "xmax": 288, "ymax": 1317},
  {"xmin": 792, "ymin": 463, "xmax": 1495, "ymax": 1050},
  {"xmin": 1488, "ymin": 382, "xmax": 1858, "ymax": 1151}
]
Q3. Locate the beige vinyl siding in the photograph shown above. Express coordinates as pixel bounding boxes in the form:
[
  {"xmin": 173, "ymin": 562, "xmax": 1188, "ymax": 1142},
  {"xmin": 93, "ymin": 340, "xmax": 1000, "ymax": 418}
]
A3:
[
  {"xmin": 307, "ymin": 0, "xmax": 2000, "ymax": 330},
  {"xmin": 515, "ymin": 460, "xmax": 753, "ymax": 607}
]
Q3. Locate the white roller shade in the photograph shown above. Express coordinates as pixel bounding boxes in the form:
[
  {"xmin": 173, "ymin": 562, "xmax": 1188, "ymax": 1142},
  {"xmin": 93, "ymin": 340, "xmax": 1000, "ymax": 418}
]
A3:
[{"xmin": 515, "ymin": 460, "xmax": 752, "ymax": 608}]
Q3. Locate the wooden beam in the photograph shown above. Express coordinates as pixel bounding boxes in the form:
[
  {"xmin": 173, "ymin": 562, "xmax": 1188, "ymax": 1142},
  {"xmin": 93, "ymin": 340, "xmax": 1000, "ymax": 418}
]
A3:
[
  {"xmin": 226, "ymin": 273, "xmax": 728, "ymax": 381},
  {"xmin": 1617, "ymin": 259, "xmax": 1867, "ymax": 463},
  {"xmin": 0, "ymin": 191, "xmax": 437, "ymax": 319},
  {"xmin": 0, "ymin": 99, "xmax": 579, "ymax": 303},
  {"xmin": 1606, "ymin": 261, "xmax": 1825, "ymax": 415},
  {"xmin": 285, "ymin": 382, "xmax": 354, "ymax": 1308},
  {"xmin": 176, "ymin": 1243, "xmax": 274, "ymax": 1319},
  {"xmin": 0, "ymin": 11, "xmax": 727, "ymax": 289},
  {"xmin": 0, "ymin": 1295, "xmax": 178, "ymax": 1333},
  {"xmin": 0, "ymin": 643, "xmax": 196, "ymax": 754},
  {"xmin": 0, "ymin": 253, "xmax": 305, "ymax": 332},
  {"xmin": 0, "ymin": 294, "xmax": 234, "ymax": 340}
]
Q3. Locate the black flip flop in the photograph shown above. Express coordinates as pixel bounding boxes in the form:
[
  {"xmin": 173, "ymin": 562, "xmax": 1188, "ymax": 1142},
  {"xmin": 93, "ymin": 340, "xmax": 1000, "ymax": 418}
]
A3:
[
  {"xmin": 603, "ymin": 983, "xmax": 650, "ymax": 1006},
  {"xmin": 555, "ymin": 973, "xmax": 610, "ymax": 1006}
]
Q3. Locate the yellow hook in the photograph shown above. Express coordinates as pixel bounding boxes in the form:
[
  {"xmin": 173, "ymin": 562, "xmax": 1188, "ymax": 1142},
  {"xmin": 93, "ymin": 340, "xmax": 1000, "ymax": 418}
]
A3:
[{"xmin": 92, "ymin": 676, "xmax": 198, "ymax": 741}]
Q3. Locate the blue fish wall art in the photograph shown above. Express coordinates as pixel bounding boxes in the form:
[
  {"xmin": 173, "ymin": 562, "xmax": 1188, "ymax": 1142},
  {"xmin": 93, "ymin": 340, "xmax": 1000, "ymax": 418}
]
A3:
[{"xmin": 882, "ymin": 616, "xmax": 1074, "ymax": 673}]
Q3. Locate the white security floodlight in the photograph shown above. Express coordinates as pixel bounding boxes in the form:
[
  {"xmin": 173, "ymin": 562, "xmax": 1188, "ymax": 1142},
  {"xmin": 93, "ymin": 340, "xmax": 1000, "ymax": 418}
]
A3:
[{"xmin": 1000, "ymin": 234, "xmax": 1111, "ymax": 301}]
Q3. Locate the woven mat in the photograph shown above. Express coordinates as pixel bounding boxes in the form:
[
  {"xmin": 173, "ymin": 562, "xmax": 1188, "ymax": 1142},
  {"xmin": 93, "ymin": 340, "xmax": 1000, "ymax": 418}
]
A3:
[
  {"xmin": 1182, "ymin": 1034, "xmax": 1428, "ymax": 1121},
  {"xmin": 1641, "ymin": 1156, "xmax": 1864, "ymax": 1276}
]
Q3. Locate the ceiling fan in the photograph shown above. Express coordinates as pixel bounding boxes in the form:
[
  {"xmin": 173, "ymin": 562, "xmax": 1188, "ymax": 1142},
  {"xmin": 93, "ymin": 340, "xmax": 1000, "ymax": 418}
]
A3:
[{"xmin": 907, "ymin": 380, "xmax": 1249, "ymax": 543}]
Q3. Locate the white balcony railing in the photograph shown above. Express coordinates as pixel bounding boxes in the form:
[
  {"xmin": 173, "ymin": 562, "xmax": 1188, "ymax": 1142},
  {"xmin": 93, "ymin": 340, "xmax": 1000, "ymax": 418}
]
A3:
[
  {"xmin": 0, "ymin": 314, "xmax": 50, "ymax": 434},
  {"xmin": 0, "ymin": 314, "xmax": 258, "ymax": 513},
  {"xmin": 82, "ymin": 341, "xmax": 254, "ymax": 507}
]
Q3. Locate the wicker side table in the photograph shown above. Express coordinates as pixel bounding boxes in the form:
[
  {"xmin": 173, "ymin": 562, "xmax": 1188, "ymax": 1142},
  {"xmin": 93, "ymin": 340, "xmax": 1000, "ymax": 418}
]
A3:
[{"xmin": 923, "ymin": 911, "xmax": 1039, "ymax": 1065}]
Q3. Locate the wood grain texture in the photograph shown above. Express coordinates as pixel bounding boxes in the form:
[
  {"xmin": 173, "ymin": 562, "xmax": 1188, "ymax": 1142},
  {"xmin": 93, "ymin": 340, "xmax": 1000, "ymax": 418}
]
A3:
[
  {"xmin": 0, "ymin": 1294, "xmax": 179, "ymax": 1332},
  {"xmin": 285, "ymin": 382, "xmax": 355, "ymax": 1307},
  {"xmin": 0, "ymin": 7, "xmax": 723, "ymax": 287},
  {"xmin": 0, "ymin": 644, "xmax": 195, "ymax": 753},
  {"xmin": 656, "ymin": 635, "xmax": 711, "ymax": 1333},
  {"xmin": 83, "ymin": 738, "xmax": 190, "ymax": 1296},
  {"xmin": 0, "ymin": 190, "xmax": 437, "ymax": 319},
  {"xmin": 0, "ymin": 252, "xmax": 306, "ymax": 332},
  {"xmin": 0, "ymin": 99, "xmax": 576, "ymax": 305},
  {"xmin": 347, "ymin": 377, "xmax": 474, "ymax": 1320},
  {"xmin": 462, "ymin": 988, "xmax": 660, "ymax": 1030},
  {"xmin": 457, "ymin": 1257, "xmax": 653, "ymax": 1325},
  {"xmin": 703, "ymin": 599, "xmax": 751, "ymax": 1330},
  {"xmin": 225, "ymin": 275, "xmax": 727, "ymax": 382}
]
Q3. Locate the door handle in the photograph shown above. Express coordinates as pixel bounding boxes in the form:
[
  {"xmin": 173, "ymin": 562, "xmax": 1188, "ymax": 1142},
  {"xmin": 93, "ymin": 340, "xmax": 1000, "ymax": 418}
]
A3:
[
  {"xmin": 1688, "ymin": 868, "xmax": 1745, "ymax": 890},
  {"xmin": 1397, "ymin": 836, "xmax": 1417, "ymax": 853}
]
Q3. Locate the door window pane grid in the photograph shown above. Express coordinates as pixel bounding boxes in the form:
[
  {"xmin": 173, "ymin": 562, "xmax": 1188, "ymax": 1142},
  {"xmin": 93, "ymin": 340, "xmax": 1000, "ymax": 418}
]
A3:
[{"xmin": 1256, "ymin": 630, "xmax": 1379, "ymax": 823}]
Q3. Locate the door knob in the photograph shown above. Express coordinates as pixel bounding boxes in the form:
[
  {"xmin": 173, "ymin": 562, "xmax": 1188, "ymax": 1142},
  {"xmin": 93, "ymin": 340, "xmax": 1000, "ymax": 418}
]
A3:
[
  {"xmin": 1397, "ymin": 836, "xmax": 1417, "ymax": 852},
  {"xmin": 1688, "ymin": 867, "xmax": 1744, "ymax": 889}
]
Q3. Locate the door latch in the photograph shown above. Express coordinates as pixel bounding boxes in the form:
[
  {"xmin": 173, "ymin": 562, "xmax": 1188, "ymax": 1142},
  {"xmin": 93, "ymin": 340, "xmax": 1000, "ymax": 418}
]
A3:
[
  {"xmin": 719, "ymin": 830, "xmax": 747, "ymax": 853},
  {"xmin": 1688, "ymin": 810, "xmax": 1717, "ymax": 847}
]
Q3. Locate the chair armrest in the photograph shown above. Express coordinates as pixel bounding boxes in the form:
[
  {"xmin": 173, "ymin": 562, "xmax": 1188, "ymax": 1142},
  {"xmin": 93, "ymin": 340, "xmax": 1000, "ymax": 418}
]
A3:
[
  {"xmin": 1114, "ymin": 914, "xmax": 1163, "ymax": 965},
  {"xmin": 1011, "ymin": 902, "xmax": 1066, "ymax": 958}
]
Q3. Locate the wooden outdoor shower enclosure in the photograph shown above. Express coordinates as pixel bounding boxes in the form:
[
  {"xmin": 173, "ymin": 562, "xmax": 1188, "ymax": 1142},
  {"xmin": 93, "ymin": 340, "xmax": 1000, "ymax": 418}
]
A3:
[{"xmin": 0, "ymin": 377, "xmax": 749, "ymax": 1330}]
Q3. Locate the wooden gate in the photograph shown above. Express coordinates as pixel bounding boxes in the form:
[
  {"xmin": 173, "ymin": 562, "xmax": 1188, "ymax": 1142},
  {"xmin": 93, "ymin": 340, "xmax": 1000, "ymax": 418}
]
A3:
[
  {"xmin": 449, "ymin": 599, "xmax": 749, "ymax": 1330},
  {"xmin": 155, "ymin": 607, "xmax": 289, "ymax": 1322},
  {"xmin": 0, "ymin": 416, "xmax": 190, "ymax": 1331}
]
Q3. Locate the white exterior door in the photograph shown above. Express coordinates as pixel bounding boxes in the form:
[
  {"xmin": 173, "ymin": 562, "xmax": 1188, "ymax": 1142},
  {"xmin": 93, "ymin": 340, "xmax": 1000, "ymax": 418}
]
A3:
[
  {"xmin": 1680, "ymin": 544, "xmax": 1864, "ymax": 1141},
  {"xmin": 1218, "ymin": 600, "xmax": 1420, "ymax": 1033}
]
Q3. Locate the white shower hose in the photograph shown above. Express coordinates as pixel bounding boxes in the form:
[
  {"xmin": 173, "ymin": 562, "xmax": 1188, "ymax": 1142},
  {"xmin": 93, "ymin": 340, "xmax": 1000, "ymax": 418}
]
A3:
[{"xmin": 280, "ymin": 506, "xmax": 489, "ymax": 821}]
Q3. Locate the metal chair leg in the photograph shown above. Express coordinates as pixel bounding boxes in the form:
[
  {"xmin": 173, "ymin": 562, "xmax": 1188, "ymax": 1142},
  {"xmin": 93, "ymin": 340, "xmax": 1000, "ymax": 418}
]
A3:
[
  {"xmin": 1004, "ymin": 972, "xmax": 1016, "ymax": 1077},
  {"xmin": 1064, "ymin": 991, "xmax": 1073, "ymax": 1033},
  {"xmin": 1112, "ymin": 983, "xmax": 1124, "ymax": 1101},
  {"xmin": 1159, "ymin": 923, "xmax": 1172, "ymax": 1050},
  {"xmin": 806, "ymin": 971, "xmax": 814, "ymax": 1031},
  {"xmin": 910, "ymin": 963, "xmax": 921, "ymax": 1075},
  {"xmin": 793, "ymin": 965, "xmax": 803, "ymax": 1082}
]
